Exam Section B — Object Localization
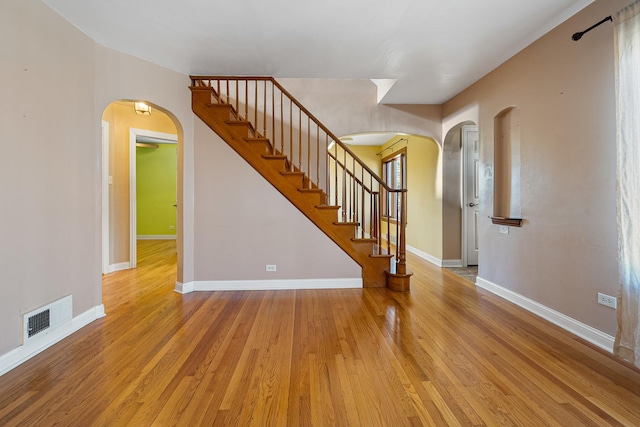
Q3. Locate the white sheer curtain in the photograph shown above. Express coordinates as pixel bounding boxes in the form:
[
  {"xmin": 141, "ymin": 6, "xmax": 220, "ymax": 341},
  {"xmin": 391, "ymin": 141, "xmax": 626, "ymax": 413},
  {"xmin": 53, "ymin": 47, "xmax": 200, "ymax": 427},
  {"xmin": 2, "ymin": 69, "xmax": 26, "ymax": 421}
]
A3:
[{"xmin": 614, "ymin": 0, "xmax": 640, "ymax": 367}]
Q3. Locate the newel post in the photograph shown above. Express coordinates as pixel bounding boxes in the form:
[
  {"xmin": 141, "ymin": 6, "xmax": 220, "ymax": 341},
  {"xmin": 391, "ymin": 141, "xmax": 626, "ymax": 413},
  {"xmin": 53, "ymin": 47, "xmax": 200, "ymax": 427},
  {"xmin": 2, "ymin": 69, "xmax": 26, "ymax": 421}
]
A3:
[
  {"xmin": 397, "ymin": 189, "xmax": 408, "ymax": 275},
  {"xmin": 386, "ymin": 189, "xmax": 412, "ymax": 291}
]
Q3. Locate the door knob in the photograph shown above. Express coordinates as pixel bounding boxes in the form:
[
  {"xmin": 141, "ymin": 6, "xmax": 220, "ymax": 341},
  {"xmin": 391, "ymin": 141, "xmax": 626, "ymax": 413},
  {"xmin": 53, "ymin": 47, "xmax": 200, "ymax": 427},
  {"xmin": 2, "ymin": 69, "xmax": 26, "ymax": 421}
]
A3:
[{"xmin": 468, "ymin": 202, "xmax": 478, "ymax": 207}]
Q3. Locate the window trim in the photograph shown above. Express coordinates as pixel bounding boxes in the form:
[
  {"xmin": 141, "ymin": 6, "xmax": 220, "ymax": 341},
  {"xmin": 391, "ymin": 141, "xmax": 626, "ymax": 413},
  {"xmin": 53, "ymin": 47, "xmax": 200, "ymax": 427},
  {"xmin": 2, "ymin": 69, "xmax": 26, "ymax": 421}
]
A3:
[{"xmin": 381, "ymin": 148, "xmax": 407, "ymax": 222}]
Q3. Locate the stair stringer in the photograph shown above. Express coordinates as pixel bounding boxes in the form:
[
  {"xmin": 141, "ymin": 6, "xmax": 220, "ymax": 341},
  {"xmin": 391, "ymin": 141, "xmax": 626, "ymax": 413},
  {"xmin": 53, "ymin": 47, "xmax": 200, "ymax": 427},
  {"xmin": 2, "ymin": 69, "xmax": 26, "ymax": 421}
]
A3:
[{"xmin": 191, "ymin": 87, "xmax": 390, "ymax": 287}]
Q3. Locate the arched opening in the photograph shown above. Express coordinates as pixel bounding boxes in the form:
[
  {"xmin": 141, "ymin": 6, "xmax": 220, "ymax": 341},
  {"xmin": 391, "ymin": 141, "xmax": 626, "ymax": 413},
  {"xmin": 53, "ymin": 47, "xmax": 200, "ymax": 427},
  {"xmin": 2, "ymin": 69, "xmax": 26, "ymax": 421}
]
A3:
[
  {"xmin": 101, "ymin": 100, "xmax": 183, "ymax": 280},
  {"xmin": 340, "ymin": 132, "xmax": 443, "ymax": 265},
  {"xmin": 442, "ymin": 121, "xmax": 479, "ymax": 269}
]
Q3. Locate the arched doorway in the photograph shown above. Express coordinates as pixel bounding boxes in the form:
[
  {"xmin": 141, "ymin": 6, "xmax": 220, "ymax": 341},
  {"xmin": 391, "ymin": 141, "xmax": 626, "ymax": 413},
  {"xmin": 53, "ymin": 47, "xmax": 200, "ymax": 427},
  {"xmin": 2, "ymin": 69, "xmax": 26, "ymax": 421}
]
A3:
[
  {"xmin": 101, "ymin": 100, "xmax": 181, "ymax": 275},
  {"xmin": 340, "ymin": 132, "xmax": 443, "ymax": 265},
  {"xmin": 442, "ymin": 121, "xmax": 479, "ymax": 268}
]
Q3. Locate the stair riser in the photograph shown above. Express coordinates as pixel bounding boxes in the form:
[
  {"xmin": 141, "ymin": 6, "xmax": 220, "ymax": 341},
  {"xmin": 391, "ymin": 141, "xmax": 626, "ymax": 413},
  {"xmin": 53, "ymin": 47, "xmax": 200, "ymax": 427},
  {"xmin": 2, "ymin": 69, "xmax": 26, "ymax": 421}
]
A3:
[
  {"xmin": 297, "ymin": 191, "xmax": 325, "ymax": 205},
  {"xmin": 226, "ymin": 124, "xmax": 255, "ymax": 139},
  {"xmin": 209, "ymin": 105, "xmax": 237, "ymax": 122},
  {"xmin": 247, "ymin": 141, "xmax": 271, "ymax": 155},
  {"xmin": 282, "ymin": 174, "xmax": 304, "ymax": 188},
  {"xmin": 263, "ymin": 158, "xmax": 288, "ymax": 172}
]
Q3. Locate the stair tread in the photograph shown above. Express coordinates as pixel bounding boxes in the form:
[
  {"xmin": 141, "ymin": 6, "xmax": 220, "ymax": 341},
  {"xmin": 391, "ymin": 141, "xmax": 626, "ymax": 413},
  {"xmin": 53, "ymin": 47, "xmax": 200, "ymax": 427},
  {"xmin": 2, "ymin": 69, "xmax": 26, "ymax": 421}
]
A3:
[
  {"xmin": 385, "ymin": 268, "xmax": 413, "ymax": 276},
  {"xmin": 370, "ymin": 254, "xmax": 394, "ymax": 259},
  {"xmin": 225, "ymin": 120, "xmax": 251, "ymax": 126},
  {"xmin": 334, "ymin": 221, "xmax": 358, "ymax": 226},
  {"xmin": 316, "ymin": 205, "xmax": 340, "ymax": 210},
  {"xmin": 352, "ymin": 238, "xmax": 377, "ymax": 243},
  {"xmin": 299, "ymin": 188, "xmax": 323, "ymax": 193},
  {"xmin": 281, "ymin": 171, "xmax": 305, "ymax": 176}
]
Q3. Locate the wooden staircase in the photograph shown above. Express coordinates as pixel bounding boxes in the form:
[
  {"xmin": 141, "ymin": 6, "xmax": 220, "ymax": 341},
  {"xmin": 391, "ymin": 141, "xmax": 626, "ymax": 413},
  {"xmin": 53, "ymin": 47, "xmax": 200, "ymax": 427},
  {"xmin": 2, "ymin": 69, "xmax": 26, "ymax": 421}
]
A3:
[{"xmin": 190, "ymin": 77, "xmax": 411, "ymax": 289}]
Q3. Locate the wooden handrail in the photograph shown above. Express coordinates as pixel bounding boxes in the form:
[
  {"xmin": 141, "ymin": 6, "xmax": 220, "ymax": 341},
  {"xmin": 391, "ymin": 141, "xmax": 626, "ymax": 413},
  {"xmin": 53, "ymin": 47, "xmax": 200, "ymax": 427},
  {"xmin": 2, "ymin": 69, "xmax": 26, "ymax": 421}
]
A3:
[{"xmin": 191, "ymin": 76, "xmax": 397, "ymax": 193}]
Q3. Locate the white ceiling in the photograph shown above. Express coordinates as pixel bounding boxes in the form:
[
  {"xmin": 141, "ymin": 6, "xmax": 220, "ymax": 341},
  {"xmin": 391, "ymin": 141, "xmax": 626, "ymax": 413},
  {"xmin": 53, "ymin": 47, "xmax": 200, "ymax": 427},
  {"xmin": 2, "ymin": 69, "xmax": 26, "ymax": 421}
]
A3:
[{"xmin": 43, "ymin": 0, "xmax": 593, "ymax": 104}]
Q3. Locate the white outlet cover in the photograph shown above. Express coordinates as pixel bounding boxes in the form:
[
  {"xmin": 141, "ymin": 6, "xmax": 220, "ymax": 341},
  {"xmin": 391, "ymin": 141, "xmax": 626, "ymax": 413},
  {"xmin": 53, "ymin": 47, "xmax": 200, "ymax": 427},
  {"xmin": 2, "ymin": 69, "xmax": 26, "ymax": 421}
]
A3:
[
  {"xmin": 597, "ymin": 292, "xmax": 617, "ymax": 309},
  {"xmin": 499, "ymin": 226, "xmax": 509, "ymax": 234}
]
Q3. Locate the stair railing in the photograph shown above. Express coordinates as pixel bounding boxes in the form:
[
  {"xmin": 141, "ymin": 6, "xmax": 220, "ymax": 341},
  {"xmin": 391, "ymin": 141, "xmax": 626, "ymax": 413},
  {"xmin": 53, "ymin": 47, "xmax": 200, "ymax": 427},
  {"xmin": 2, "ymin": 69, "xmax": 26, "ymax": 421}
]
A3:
[{"xmin": 191, "ymin": 76, "xmax": 408, "ymax": 275}]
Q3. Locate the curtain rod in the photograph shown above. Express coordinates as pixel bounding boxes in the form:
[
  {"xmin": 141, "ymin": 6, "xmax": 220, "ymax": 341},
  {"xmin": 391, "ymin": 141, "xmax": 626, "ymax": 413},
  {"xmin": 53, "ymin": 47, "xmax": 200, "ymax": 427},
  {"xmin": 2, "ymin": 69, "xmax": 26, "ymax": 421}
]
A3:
[
  {"xmin": 376, "ymin": 138, "xmax": 408, "ymax": 156},
  {"xmin": 572, "ymin": 15, "xmax": 612, "ymax": 41}
]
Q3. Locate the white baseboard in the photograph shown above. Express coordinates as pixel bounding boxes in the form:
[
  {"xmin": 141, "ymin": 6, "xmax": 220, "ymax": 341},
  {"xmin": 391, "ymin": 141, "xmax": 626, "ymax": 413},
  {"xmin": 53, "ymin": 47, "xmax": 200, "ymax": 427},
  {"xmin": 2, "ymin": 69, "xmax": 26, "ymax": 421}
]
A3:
[
  {"xmin": 442, "ymin": 259, "xmax": 463, "ymax": 268},
  {"xmin": 475, "ymin": 276, "xmax": 614, "ymax": 353},
  {"xmin": 174, "ymin": 281, "xmax": 193, "ymax": 294},
  {"xmin": 0, "ymin": 304, "xmax": 106, "ymax": 377},
  {"xmin": 137, "ymin": 235, "xmax": 176, "ymax": 240},
  {"xmin": 406, "ymin": 245, "xmax": 442, "ymax": 267},
  {"xmin": 106, "ymin": 262, "xmax": 130, "ymax": 274},
  {"xmin": 176, "ymin": 278, "xmax": 362, "ymax": 294}
]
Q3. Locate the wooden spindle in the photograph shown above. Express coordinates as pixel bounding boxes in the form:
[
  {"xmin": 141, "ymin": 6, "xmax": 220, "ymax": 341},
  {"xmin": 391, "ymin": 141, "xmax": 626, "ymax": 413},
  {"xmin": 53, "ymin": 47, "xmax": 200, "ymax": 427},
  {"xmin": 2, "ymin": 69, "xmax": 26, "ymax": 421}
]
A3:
[
  {"xmin": 352, "ymin": 157, "xmax": 356, "ymax": 223},
  {"xmin": 397, "ymin": 191, "xmax": 407, "ymax": 275},
  {"xmin": 271, "ymin": 82, "xmax": 275, "ymax": 152},
  {"xmin": 235, "ymin": 80, "xmax": 239, "ymax": 114},
  {"xmin": 316, "ymin": 124, "xmax": 320, "ymax": 190},
  {"xmin": 334, "ymin": 142, "xmax": 338, "ymax": 207},
  {"xmin": 396, "ymin": 196, "xmax": 400, "ymax": 259},
  {"xmin": 289, "ymin": 99, "xmax": 293, "ymax": 171},
  {"xmin": 361, "ymin": 169, "xmax": 365, "ymax": 237},
  {"xmin": 386, "ymin": 190, "xmax": 391, "ymax": 256},
  {"xmin": 342, "ymin": 149, "xmax": 346, "ymax": 221},
  {"xmin": 307, "ymin": 117, "xmax": 311, "ymax": 188},
  {"xmin": 298, "ymin": 108, "xmax": 302, "ymax": 172},
  {"xmin": 263, "ymin": 81, "xmax": 267, "ymax": 138}
]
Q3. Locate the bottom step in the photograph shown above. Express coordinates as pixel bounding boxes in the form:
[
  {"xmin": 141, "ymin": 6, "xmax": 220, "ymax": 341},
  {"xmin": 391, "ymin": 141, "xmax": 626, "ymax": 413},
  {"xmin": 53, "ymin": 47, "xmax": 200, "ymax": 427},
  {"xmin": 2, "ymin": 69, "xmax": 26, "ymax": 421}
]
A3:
[{"xmin": 385, "ymin": 269, "xmax": 413, "ymax": 292}]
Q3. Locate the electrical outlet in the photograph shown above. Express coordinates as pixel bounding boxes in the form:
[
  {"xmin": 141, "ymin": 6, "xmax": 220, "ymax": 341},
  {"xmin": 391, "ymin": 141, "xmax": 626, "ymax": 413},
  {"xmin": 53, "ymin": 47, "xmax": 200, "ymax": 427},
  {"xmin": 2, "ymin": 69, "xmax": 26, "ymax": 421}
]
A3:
[
  {"xmin": 266, "ymin": 265, "xmax": 277, "ymax": 272},
  {"xmin": 597, "ymin": 292, "xmax": 617, "ymax": 309},
  {"xmin": 499, "ymin": 226, "xmax": 509, "ymax": 234},
  {"xmin": 169, "ymin": 225, "xmax": 175, "ymax": 230}
]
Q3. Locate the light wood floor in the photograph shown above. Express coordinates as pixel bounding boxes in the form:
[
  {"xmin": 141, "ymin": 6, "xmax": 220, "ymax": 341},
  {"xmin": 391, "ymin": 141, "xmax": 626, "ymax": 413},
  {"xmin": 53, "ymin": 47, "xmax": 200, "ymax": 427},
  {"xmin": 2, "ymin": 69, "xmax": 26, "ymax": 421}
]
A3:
[{"xmin": 1, "ymin": 240, "xmax": 640, "ymax": 426}]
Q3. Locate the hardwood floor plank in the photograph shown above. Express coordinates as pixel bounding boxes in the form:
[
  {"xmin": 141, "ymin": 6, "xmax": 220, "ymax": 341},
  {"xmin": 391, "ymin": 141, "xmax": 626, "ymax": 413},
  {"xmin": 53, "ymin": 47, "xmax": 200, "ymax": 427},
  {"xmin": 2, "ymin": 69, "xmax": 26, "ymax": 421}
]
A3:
[{"xmin": 1, "ymin": 241, "xmax": 640, "ymax": 426}]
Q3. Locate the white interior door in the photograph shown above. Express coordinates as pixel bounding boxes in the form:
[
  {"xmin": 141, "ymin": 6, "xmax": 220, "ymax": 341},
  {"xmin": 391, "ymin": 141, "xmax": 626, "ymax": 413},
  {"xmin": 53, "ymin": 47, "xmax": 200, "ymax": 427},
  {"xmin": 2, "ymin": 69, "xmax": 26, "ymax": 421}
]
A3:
[{"xmin": 463, "ymin": 125, "xmax": 479, "ymax": 266}]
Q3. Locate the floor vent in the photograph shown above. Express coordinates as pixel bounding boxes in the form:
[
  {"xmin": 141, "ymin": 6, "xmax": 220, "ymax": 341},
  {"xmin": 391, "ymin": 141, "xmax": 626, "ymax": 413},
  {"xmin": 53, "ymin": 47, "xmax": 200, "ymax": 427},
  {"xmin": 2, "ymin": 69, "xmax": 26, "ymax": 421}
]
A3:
[{"xmin": 23, "ymin": 295, "xmax": 73, "ymax": 344}]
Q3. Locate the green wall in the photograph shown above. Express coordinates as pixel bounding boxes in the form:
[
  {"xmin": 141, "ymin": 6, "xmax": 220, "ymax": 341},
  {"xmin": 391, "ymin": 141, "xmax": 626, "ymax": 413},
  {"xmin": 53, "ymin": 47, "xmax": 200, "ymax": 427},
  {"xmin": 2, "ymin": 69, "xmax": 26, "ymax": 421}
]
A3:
[{"xmin": 136, "ymin": 144, "xmax": 177, "ymax": 236}]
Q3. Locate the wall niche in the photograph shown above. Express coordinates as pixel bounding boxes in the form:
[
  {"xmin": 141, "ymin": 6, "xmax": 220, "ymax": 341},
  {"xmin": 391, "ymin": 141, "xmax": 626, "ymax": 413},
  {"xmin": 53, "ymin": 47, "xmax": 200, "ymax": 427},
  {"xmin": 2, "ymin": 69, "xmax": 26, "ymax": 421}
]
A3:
[{"xmin": 493, "ymin": 106, "xmax": 522, "ymax": 227}]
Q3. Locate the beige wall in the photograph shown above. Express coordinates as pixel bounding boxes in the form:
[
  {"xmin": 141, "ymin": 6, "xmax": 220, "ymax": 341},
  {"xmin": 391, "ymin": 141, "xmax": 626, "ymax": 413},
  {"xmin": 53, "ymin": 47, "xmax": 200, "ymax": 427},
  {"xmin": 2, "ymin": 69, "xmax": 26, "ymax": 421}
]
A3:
[
  {"xmin": 442, "ymin": 0, "xmax": 624, "ymax": 335},
  {"xmin": 278, "ymin": 79, "xmax": 443, "ymax": 143},
  {"xmin": 0, "ymin": 0, "xmax": 98, "ymax": 355},
  {"xmin": 102, "ymin": 102, "xmax": 177, "ymax": 264},
  {"xmin": 193, "ymin": 120, "xmax": 360, "ymax": 280}
]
